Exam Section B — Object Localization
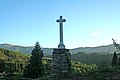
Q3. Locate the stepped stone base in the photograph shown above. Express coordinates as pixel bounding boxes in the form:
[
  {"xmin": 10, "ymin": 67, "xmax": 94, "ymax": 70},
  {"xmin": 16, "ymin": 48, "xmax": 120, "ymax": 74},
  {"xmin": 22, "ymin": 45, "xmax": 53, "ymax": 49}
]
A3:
[{"xmin": 52, "ymin": 49, "xmax": 71, "ymax": 79}]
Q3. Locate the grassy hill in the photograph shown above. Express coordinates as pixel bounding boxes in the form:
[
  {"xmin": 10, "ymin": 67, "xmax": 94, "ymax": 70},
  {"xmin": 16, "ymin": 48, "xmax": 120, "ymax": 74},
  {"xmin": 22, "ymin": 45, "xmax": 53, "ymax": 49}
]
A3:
[{"xmin": 0, "ymin": 48, "xmax": 29, "ymax": 62}]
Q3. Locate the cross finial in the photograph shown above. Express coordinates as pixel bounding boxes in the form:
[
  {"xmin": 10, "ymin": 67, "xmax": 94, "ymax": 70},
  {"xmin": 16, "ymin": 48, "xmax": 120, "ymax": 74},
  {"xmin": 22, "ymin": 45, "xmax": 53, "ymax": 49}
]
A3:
[
  {"xmin": 60, "ymin": 16, "xmax": 62, "ymax": 18},
  {"xmin": 57, "ymin": 16, "xmax": 66, "ymax": 23}
]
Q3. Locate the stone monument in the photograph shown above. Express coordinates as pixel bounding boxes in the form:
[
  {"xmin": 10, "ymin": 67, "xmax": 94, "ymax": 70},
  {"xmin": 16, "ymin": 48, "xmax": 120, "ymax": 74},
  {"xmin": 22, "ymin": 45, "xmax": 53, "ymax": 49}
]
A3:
[{"xmin": 52, "ymin": 16, "xmax": 71, "ymax": 79}]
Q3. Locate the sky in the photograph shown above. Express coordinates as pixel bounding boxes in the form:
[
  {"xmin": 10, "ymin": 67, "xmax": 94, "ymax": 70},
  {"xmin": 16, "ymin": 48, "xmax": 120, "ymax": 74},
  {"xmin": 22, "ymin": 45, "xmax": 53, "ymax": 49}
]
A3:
[{"xmin": 0, "ymin": 0, "xmax": 120, "ymax": 49}]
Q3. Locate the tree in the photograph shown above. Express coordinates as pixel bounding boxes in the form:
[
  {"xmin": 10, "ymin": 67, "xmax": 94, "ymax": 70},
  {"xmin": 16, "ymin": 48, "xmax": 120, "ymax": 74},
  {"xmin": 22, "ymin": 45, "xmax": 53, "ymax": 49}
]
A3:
[
  {"xmin": 4, "ymin": 62, "xmax": 15, "ymax": 77},
  {"xmin": 112, "ymin": 52, "xmax": 118, "ymax": 66},
  {"xmin": 23, "ymin": 42, "xmax": 45, "ymax": 78},
  {"xmin": 118, "ymin": 57, "xmax": 120, "ymax": 65},
  {"xmin": 66, "ymin": 52, "xmax": 71, "ymax": 72},
  {"xmin": 0, "ymin": 60, "xmax": 5, "ymax": 73}
]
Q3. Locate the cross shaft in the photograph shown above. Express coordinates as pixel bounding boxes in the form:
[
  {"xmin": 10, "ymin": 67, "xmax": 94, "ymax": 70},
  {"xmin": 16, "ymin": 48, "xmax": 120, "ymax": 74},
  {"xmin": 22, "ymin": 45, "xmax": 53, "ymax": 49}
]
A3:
[{"xmin": 56, "ymin": 16, "xmax": 66, "ymax": 49}]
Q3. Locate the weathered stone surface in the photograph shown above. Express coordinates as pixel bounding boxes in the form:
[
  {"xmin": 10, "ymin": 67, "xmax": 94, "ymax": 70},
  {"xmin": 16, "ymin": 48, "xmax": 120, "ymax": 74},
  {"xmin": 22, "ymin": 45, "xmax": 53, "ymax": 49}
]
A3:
[{"xmin": 52, "ymin": 49, "xmax": 71, "ymax": 79}]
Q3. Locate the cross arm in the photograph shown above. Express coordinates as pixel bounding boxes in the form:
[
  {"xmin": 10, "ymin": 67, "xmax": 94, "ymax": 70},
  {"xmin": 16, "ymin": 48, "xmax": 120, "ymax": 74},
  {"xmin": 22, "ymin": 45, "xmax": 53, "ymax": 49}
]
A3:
[
  {"xmin": 62, "ymin": 19, "xmax": 66, "ymax": 22},
  {"xmin": 56, "ymin": 20, "xmax": 60, "ymax": 22}
]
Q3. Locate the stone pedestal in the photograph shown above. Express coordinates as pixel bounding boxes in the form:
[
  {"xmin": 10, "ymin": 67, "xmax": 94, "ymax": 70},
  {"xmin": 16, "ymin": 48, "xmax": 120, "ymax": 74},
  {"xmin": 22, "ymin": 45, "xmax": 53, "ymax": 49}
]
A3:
[{"xmin": 52, "ymin": 49, "xmax": 71, "ymax": 79}]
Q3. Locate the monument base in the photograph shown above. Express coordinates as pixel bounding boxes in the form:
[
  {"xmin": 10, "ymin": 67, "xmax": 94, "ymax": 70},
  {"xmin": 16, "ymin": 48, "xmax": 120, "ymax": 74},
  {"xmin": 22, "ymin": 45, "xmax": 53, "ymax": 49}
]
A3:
[{"xmin": 52, "ymin": 49, "xmax": 71, "ymax": 79}]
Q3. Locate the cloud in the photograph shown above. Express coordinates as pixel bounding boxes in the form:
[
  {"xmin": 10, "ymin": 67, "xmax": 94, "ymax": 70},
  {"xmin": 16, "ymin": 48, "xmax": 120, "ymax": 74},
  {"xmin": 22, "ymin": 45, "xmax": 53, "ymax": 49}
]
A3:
[{"xmin": 90, "ymin": 30, "xmax": 102, "ymax": 37}]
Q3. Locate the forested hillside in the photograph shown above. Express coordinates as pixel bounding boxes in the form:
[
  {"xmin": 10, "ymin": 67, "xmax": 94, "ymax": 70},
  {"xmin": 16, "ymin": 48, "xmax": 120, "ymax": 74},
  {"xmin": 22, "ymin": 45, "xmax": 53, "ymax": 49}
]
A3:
[
  {"xmin": 71, "ymin": 52, "xmax": 113, "ymax": 64},
  {"xmin": 0, "ymin": 48, "xmax": 29, "ymax": 62}
]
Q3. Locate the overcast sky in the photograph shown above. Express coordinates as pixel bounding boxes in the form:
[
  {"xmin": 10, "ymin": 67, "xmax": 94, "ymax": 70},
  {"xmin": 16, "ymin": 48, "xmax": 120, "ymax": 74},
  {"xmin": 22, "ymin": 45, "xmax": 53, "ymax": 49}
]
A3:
[{"xmin": 0, "ymin": 0, "xmax": 120, "ymax": 49}]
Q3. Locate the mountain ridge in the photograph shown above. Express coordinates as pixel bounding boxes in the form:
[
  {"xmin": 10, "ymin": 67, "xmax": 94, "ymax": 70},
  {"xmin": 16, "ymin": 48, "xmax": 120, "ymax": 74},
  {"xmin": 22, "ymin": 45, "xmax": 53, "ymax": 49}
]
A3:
[{"xmin": 0, "ymin": 43, "xmax": 116, "ymax": 55}]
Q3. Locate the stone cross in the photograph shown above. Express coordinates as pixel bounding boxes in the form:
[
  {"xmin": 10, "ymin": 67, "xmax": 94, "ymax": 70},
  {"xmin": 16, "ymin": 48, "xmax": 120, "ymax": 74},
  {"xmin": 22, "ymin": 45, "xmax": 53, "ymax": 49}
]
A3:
[{"xmin": 56, "ymin": 16, "xmax": 66, "ymax": 49}]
